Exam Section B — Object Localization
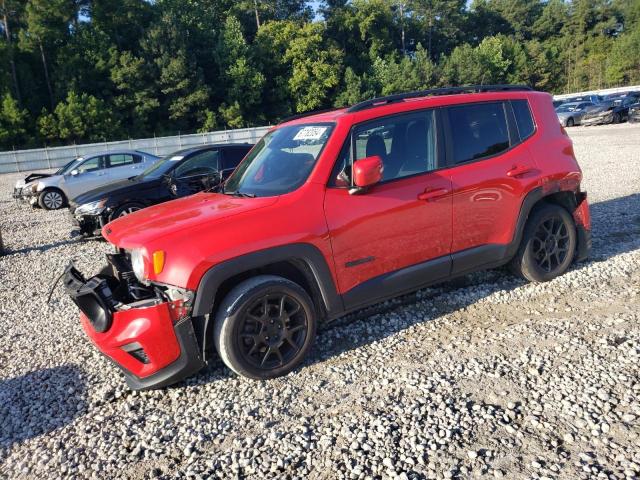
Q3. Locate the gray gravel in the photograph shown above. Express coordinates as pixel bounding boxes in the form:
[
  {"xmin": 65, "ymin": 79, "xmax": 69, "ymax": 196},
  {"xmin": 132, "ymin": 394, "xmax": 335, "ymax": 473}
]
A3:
[{"xmin": 1, "ymin": 123, "xmax": 639, "ymax": 479}]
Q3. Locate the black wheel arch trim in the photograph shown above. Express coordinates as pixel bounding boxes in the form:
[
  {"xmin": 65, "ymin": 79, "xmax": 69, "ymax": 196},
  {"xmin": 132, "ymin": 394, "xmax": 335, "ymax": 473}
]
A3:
[{"xmin": 192, "ymin": 243, "xmax": 344, "ymax": 319}]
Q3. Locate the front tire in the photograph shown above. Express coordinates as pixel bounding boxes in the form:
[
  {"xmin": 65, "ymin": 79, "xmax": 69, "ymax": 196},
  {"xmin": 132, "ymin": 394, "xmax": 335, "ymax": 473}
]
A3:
[
  {"xmin": 213, "ymin": 275, "xmax": 317, "ymax": 380},
  {"xmin": 566, "ymin": 117, "xmax": 575, "ymax": 127},
  {"xmin": 38, "ymin": 189, "xmax": 66, "ymax": 210},
  {"xmin": 111, "ymin": 203, "xmax": 144, "ymax": 219},
  {"xmin": 510, "ymin": 203, "xmax": 577, "ymax": 282}
]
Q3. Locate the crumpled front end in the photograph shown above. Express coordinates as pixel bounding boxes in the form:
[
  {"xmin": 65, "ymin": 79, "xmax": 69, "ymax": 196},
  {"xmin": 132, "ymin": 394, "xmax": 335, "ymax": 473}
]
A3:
[{"xmin": 63, "ymin": 252, "xmax": 206, "ymax": 389}]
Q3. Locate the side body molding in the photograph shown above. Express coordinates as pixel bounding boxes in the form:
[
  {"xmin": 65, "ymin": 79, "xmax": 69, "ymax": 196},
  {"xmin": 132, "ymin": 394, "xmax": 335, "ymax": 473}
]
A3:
[{"xmin": 192, "ymin": 243, "xmax": 344, "ymax": 318}]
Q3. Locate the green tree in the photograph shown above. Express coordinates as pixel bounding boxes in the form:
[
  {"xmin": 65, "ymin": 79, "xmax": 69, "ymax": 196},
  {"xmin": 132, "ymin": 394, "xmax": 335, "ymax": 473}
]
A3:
[
  {"xmin": 37, "ymin": 90, "xmax": 120, "ymax": 143},
  {"xmin": 0, "ymin": 92, "xmax": 28, "ymax": 148},
  {"xmin": 285, "ymin": 22, "xmax": 343, "ymax": 112},
  {"xmin": 19, "ymin": 0, "xmax": 77, "ymax": 109},
  {"xmin": 215, "ymin": 16, "xmax": 265, "ymax": 127}
]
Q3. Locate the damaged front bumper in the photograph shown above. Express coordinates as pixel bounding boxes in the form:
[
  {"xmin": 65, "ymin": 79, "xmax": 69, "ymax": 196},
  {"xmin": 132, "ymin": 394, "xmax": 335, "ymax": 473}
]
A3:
[{"xmin": 63, "ymin": 254, "xmax": 205, "ymax": 389}]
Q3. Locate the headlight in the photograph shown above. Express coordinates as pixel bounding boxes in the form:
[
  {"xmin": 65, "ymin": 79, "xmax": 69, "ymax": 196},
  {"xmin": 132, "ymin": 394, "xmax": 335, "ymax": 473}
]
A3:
[
  {"xmin": 130, "ymin": 249, "xmax": 146, "ymax": 281},
  {"xmin": 75, "ymin": 199, "xmax": 107, "ymax": 215}
]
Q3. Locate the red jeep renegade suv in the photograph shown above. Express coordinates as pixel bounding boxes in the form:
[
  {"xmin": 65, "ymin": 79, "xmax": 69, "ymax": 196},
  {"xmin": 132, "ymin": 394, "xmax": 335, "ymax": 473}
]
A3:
[{"xmin": 64, "ymin": 85, "xmax": 591, "ymax": 389}]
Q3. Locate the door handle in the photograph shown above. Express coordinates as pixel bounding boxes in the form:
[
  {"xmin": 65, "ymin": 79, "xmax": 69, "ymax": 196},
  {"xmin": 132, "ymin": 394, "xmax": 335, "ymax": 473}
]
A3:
[
  {"xmin": 418, "ymin": 188, "xmax": 449, "ymax": 202},
  {"xmin": 506, "ymin": 165, "xmax": 533, "ymax": 177}
]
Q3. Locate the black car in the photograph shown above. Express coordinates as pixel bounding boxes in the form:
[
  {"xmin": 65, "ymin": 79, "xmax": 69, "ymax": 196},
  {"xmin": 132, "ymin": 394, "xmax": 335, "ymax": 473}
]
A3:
[
  {"xmin": 70, "ymin": 143, "xmax": 253, "ymax": 236},
  {"xmin": 581, "ymin": 95, "xmax": 638, "ymax": 126},
  {"xmin": 629, "ymin": 102, "xmax": 640, "ymax": 123}
]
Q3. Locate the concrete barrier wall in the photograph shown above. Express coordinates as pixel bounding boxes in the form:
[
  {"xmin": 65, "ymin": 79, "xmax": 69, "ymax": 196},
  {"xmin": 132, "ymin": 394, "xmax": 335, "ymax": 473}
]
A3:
[{"xmin": 0, "ymin": 126, "xmax": 271, "ymax": 174}]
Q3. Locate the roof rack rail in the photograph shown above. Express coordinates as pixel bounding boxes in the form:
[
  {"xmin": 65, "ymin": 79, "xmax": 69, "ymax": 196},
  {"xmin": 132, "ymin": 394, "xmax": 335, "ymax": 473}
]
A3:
[
  {"xmin": 347, "ymin": 84, "xmax": 533, "ymax": 113},
  {"xmin": 278, "ymin": 107, "xmax": 342, "ymax": 125}
]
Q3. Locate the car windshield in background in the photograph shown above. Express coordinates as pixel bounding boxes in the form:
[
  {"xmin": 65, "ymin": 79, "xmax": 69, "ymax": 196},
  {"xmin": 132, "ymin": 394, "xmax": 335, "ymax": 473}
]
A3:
[
  {"xmin": 56, "ymin": 157, "xmax": 83, "ymax": 175},
  {"xmin": 223, "ymin": 123, "xmax": 335, "ymax": 197},
  {"xmin": 557, "ymin": 104, "xmax": 584, "ymax": 113},
  {"xmin": 139, "ymin": 152, "xmax": 185, "ymax": 179}
]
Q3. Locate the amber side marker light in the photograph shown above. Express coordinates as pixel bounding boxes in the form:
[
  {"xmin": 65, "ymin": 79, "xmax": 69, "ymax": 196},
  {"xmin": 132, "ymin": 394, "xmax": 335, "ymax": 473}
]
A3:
[{"xmin": 152, "ymin": 251, "xmax": 165, "ymax": 274}]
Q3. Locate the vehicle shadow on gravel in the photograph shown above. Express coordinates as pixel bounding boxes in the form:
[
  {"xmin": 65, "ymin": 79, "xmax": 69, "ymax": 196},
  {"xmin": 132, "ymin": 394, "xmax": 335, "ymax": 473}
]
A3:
[
  {"xmin": 0, "ymin": 365, "xmax": 86, "ymax": 453},
  {"xmin": 1, "ymin": 238, "xmax": 82, "ymax": 257},
  {"xmin": 306, "ymin": 193, "xmax": 640, "ymax": 374}
]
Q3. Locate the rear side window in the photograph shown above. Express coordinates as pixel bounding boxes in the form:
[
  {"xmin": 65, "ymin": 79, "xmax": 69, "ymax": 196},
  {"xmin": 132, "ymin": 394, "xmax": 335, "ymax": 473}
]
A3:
[
  {"xmin": 447, "ymin": 102, "xmax": 510, "ymax": 164},
  {"xmin": 511, "ymin": 100, "xmax": 535, "ymax": 140},
  {"xmin": 223, "ymin": 147, "xmax": 249, "ymax": 170},
  {"xmin": 107, "ymin": 154, "xmax": 136, "ymax": 168}
]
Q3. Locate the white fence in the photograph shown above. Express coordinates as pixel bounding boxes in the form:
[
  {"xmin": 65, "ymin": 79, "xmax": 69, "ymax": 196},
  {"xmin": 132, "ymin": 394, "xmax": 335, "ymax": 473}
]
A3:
[
  {"xmin": 553, "ymin": 84, "xmax": 640, "ymax": 101},
  {"xmin": 0, "ymin": 126, "xmax": 271, "ymax": 174}
]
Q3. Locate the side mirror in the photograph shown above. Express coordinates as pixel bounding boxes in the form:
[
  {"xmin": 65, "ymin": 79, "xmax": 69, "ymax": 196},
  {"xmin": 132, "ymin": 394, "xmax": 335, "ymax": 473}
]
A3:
[
  {"xmin": 70, "ymin": 169, "xmax": 79, "ymax": 176},
  {"xmin": 352, "ymin": 155, "xmax": 383, "ymax": 191}
]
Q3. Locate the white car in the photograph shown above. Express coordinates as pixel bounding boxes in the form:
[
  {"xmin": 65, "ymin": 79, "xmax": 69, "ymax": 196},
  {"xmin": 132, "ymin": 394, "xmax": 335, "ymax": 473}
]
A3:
[{"xmin": 13, "ymin": 150, "xmax": 160, "ymax": 210}]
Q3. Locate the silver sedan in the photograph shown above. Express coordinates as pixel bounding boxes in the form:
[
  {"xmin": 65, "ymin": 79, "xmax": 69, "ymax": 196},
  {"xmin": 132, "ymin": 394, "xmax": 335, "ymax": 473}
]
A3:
[
  {"xmin": 16, "ymin": 150, "xmax": 160, "ymax": 210},
  {"xmin": 555, "ymin": 102, "xmax": 595, "ymax": 127}
]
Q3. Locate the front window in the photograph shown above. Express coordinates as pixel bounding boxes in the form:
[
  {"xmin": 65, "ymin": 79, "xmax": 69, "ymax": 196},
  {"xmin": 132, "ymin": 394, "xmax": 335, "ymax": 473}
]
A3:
[
  {"xmin": 223, "ymin": 123, "xmax": 335, "ymax": 197},
  {"xmin": 57, "ymin": 157, "xmax": 83, "ymax": 175}
]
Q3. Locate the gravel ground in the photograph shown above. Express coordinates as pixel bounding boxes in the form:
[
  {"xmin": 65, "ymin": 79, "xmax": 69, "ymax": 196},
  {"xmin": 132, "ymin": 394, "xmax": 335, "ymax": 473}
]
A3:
[{"xmin": 1, "ymin": 123, "xmax": 639, "ymax": 480}]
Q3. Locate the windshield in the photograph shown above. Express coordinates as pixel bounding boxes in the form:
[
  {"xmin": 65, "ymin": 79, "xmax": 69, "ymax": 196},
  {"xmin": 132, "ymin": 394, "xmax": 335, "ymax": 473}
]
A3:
[
  {"xmin": 56, "ymin": 157, "xmax": 83, "ymax": 175},
  {"xmin": 138, "ymin": 152, "xmax": 185, "ymax": 179},
  {"xmin": 223, "ymin": 123, "xmax": 335, "ymax": 197}
]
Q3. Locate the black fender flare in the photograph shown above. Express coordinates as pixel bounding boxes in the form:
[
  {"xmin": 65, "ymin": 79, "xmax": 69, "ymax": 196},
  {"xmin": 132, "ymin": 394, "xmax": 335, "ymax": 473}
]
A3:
[{"xmin": 192, "ymin": 243, "xmax": 344, "ymax": 318}]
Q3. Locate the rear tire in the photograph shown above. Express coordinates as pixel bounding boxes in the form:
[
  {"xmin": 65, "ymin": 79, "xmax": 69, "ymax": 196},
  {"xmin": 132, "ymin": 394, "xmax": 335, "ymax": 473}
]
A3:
[
  {"xmin": 213, "ymin": 275, "xmax": 317, "ymax": 380},
  {"xmin": 38, "ymin": 189, "xmax": 66, "ymax": 210},
  {"xmin": 510, "ymin": 203, "xmax": 577, "ymax": 283}
]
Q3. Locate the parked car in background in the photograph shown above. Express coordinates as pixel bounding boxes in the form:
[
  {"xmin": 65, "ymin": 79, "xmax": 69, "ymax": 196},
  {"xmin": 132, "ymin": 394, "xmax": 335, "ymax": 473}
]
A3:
[
  {"xmin": 581, "ymin": 96, "xmax": 637, "ymax": 126},
  {"xmin": 69, "ymin": 143, "xmax": 252, "ymax": 236},
  {"xmin": 13, "ymin": 158, "xmax": 78, "ymax": 201},
  {"xmin": 564, "ymin": 94, "xmax": 603, "ymax": 104},
  {"xmin": 603, "ymin": 91, "xmax": 640, "ymax": 102},
  {"xmin": 628, "ymin": 101, "xmax": 640, "ymax": 123},
  {"xmin": 555, "ymin": 101, "xmax": 594, "ymax": 127},
  {"xmin": 14, "ymin": 150, "xmax": 160, "ymax": 210},
  {"xmin": 63, "ymin": 85, "xmax": 591, "ymax": 389}
]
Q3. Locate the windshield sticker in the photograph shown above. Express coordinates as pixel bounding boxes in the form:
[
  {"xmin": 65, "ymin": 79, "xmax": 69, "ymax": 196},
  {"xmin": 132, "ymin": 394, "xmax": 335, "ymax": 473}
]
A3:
[
  {"xmin": 169, "ymin": 155, "xmax": 184, "ymax": 161},
  {"xmin": 294, "ymin": 126, "xmax": 328, "ymax": 141}
]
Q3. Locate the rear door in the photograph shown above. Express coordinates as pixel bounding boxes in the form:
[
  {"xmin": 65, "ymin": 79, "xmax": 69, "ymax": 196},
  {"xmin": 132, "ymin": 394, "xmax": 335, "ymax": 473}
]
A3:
[
  {"xmin": 445, "ymin": 100, "xmax": 538, "ymax": 275},
  {"xmin": 105, "ymin": 153, "xmax": 143, "ymax": 182}
]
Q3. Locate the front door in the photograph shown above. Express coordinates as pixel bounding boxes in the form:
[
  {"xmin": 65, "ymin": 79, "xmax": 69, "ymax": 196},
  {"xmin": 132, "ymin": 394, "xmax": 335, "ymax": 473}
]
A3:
[
  {"xmin": 63, "ymin": 155, "xmax": 107, "ymax": 198},
  {"xmin": 323, "ymin": 109, "xmax": 452, "ymax": 310}
]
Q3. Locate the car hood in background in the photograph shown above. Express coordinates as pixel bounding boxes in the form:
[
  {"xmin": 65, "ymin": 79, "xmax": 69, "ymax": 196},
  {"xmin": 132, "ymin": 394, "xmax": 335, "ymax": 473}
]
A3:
[
  {"xmin": 103, "ymin": 192, "xmax": 279, "ymax": 247},
  {"xmin": 72, "ymin": 177, "xmax": 161, "ymax": 205},
  {"xmin": 15, "ymin": 172, "xmax": 53, "ymax": 188}
]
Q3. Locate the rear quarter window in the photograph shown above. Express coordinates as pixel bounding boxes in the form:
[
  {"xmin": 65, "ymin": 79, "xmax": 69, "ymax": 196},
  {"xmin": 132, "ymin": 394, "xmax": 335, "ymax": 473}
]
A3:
[{"xmin": 511, "ymin": 100, "xmax": 536, "ymax": 140}]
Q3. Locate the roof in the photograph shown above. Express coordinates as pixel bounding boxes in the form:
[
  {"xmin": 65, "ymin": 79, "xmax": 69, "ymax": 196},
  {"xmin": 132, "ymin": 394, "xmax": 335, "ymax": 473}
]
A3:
[{"xmin": 281, "ymin": 84, "xmax": 534, "ymax": 126}]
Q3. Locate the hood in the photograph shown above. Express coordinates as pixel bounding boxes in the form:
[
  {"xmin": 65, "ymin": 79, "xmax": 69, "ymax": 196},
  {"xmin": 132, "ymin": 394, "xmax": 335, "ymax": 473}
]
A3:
[
  {"xmin": 16, "ymin": 172, "xmax": 52, "ymax": 189},
  {"xmin": 103, "ymin": 192, "xmax": 279, "ymax": 247},
  {"xmin": 73, "ymin": 176, "xmax": 160, "ymax": 205}
]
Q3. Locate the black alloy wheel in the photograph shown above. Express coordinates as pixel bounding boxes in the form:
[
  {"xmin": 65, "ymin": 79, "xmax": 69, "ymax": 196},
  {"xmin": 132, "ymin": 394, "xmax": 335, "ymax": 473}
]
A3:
[
  {"xmin": 531, "ymin": 217, "xmax": 570, "ymax": 273},
  {"xmin": 510, "ymin": 203, "xmax": 577, "ymax": 282},
  {"xmin": 237, "ymin": 293, "xmax": 308, "ymax": 369},
  {"xmin": 214, "ymin": 275, "xmax": 317, "ymax": 379}
]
